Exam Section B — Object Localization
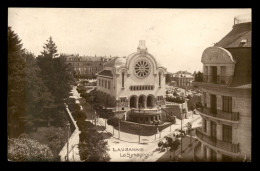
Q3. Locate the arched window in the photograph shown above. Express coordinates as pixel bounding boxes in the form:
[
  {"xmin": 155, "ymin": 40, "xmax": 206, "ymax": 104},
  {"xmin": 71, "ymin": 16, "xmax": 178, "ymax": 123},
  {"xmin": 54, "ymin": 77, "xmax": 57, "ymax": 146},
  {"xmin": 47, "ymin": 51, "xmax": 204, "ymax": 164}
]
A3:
[{"xmin": 122, "ymin": 72, "xmax": 125, "ymax": 88}]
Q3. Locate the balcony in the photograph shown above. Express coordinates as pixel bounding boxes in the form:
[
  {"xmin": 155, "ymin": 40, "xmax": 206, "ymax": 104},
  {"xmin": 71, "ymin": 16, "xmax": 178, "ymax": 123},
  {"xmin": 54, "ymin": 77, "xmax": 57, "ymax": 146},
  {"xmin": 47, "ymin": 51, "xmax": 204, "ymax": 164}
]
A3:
[
  {"xmin": 198, "ymin": 75, "xmax": 233, "ymax": 85},
  {"xmin": 197, "ymin": 107, "xmax": 239, "ymax": 123},
  {"xmin": 196, "ymin": 128, "xmax": 239, "ymax": 154}
]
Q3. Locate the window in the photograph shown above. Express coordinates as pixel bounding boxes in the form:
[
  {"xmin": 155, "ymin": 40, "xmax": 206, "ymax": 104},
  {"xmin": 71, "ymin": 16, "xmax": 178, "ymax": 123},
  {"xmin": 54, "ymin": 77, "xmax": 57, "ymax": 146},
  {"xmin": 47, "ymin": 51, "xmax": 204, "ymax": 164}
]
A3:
[
  {"xmin": 120, "ymin": 98, "xmax": 126, "ymax": 102},
  {"xmin": 122, "ymin": 72, "xmax": 125, "ymax": 88},
  {"xmin": 222, "ymin": 124, "xmax": 232, "ymax": 143},
  {"xmin": 105, "ymin": 80, "xmax": 107, "ymax": 88},
  {"xmin": 157, "ymin": 96, "xmax": 163, "ymax": 100},
  {"xmin": 203, "ymin": 119, "xmax": 207, "ymax": 133},
  {"xmin": 222, "ymin": 96, "xmax": 232, "ymax": 112},
  {"xmin": 134, "ymin": 60, "xmax": 151, "ymax": 78},
  {"xmin": 108, "ymin": 81, "xmax": 110, "ymax": 89},
  {"xmin": 98, "ymin": 79, "xmax": 100, "ymax": 86},
  {"xmin": 102, "ymin": 79, "xmax": 103, "ymax": 87},
  {"xmin": 203, "ymin": 92, "xmax": 207, "ymax": 107}
]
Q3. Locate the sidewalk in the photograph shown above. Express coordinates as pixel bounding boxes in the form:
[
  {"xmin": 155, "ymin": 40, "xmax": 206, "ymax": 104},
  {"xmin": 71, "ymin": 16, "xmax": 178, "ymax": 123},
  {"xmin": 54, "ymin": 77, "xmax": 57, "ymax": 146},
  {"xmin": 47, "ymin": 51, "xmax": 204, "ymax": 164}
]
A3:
[
  {"xmin": 68, "ymin": 85, "xmax": 202, "ymax": 162},
  {"xmin": 59, "ymin": 86, "xmax": 82, "ymax": 162},
  {"xmin": 97, "ymin": 113, "xmax": 201, "ymax": 144}
]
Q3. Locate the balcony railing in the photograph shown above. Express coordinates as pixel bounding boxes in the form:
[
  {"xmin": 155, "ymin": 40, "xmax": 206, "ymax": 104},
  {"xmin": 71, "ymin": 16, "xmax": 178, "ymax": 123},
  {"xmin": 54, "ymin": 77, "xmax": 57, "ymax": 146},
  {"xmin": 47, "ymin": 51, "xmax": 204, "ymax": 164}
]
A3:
[
  {"xmin": 197, "ymin": 107, "xmax": 239, "ymax": 122},
  {"xmin": 199, "ymin": 75, "xmax": 233, "ymax": 85},
  {"xmin": 196, "ymin": 128, "xmax": 239, "ymax": 154}
]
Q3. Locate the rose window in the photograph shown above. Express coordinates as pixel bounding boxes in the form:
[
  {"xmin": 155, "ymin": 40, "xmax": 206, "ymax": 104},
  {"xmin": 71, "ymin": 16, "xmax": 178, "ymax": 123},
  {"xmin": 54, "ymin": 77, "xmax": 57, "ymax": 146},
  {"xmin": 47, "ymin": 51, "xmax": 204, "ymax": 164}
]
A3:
[{"xmin": 134, "ymin": 60, "xmax": 151, "ymax": 78}]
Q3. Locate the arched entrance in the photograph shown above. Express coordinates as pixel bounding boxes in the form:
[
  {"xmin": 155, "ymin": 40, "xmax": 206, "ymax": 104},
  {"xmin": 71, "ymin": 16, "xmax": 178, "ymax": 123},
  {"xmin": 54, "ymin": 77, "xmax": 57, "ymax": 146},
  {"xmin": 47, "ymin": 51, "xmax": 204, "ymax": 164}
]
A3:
[
  {"xmin": 130, "ymin": 96, "xmax": 137, "ymax": 108},
  {"xmin": 138, "ymin": 95, "xmax": 146, "ymax": 108},
  {"xmin": 147, "ymin": 95, "xmax": 154, "ymax": 108}
]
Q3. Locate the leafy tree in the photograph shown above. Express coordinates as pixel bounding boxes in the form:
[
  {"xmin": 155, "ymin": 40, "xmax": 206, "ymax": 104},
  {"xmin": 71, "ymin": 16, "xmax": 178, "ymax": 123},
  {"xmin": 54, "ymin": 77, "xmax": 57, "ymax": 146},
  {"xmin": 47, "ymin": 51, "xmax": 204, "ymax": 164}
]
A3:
[
  {"xmin": 196, "ymin": 71, "xmax": 203, "ymax": 82},
  {"xmin": 78, "ymin": 122, "xmax": 110, "ymax": 162},
  {"xmin": 166, "ymin": 73, "xmax": 171, "ymax": 83},
  {"xmin": 24, "ymin": 52, "xmax": 55, "ymax": 131},
  {"xmin": 8, "ymin": 137, "xmax": 54, "ymax": 161},
  {"xmin": 44, "ymin": 127, "xmax": 67, "ymax": 159},
  {"xmin": 169, "ymin": 138, "xmax": 180, "ymax": 161},
  {"xmin": 37, "ymin": 37, "xmax": 75, "ymax": 126}
]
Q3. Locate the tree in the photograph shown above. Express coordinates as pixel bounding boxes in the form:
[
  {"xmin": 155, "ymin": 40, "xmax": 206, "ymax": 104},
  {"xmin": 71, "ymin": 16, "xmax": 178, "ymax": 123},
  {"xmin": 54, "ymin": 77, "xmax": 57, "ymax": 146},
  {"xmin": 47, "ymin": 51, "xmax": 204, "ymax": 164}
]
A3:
[
  {"xmin": 44, "ymin": 127, "xmax": 67, "ymax": 159},
  {"xmin": 37, "ymin": 37, "xmax": 75, "ymax": 127},
  {"xmin": 196, "ymin": 71, "xmax": 203, "ymax": 82},
  {"xmin": 169, "ymin": 138, "xmax": 180, "ymax": 161},
  {"xmin": 78, "ymin": 122, "xmax": 110, "ymax": 162},
  {"xmin": 186, "ymin": 122, "xmax": 193, "ymax": 147},
  {"xmin": 24, "ymin": 52, "xmax": 54, "ymax": 131},
  {"xmin": 40, "ymin": 37, "xmax": 58, "ymax": 58},
  {"xmin": 8, "ymin": 27, "xmax": 26, "ymax": 137},
  {"xmin": 8, "ymin": 137, "xmax": 54, "ymax": 161},
  {"xmin": 157, "ymin": 141, "xmax": 164, "ymax": 152},
  {"xmin": 166, "ymin": 73, "xmax": 171, "ymax": 83}
]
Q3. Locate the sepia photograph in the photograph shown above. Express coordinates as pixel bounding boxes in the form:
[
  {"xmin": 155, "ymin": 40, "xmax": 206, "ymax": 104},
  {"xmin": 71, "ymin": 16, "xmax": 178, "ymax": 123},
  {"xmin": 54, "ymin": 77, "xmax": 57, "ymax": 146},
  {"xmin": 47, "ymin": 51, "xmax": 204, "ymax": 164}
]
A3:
[{"xmin": 7, "ymin": 8, "xmax": 251, "ymax": 162}]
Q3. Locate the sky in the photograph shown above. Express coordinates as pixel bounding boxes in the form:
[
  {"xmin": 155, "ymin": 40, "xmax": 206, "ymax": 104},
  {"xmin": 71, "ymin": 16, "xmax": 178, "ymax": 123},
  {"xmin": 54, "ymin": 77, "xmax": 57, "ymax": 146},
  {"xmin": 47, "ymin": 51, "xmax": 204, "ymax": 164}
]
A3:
[{"xmin": 8, "ymin": 8, "xmax": 251, "ymax": 73}]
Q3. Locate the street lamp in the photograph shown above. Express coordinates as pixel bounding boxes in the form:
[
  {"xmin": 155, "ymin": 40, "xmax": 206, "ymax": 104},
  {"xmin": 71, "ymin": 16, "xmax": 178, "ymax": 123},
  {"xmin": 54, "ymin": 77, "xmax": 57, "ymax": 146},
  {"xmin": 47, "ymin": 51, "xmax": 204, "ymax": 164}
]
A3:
[
  {"xmin": 118, "ymin": 112, "xmax": 121, "ymax": 139},
  {"xmin": 154, "ymin": 121, "xmax": 159, "ymax": 140},
  {"xmin": 66, "ymin": 121, "xmax": 70, "ymax": 162},
  {"xmin": 138, "ymin": 103, "xmax": 141, "ymax": 144}
]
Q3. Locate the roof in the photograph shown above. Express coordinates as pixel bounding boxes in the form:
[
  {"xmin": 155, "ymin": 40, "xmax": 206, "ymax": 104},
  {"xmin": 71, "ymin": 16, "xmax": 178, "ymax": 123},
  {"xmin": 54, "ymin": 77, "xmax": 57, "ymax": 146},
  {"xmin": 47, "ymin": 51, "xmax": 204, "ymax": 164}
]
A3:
[
  {"xmin": 227, "ymin": 48, "xmax": 251, "ymax": 88},
  {"xmin": 215, "ymin": 22, "xmax": 251, "ymax": 48},
  {"xmin": 98, "ymin": 70, "xmax": 113, "ymax": 77},
  {"xmin": 103, "ymin": 57, "xmax": 119, "ymax": 67},
  {"xmin": 172, "ymin": 71, "xmax": 194, "ymax": 78}
]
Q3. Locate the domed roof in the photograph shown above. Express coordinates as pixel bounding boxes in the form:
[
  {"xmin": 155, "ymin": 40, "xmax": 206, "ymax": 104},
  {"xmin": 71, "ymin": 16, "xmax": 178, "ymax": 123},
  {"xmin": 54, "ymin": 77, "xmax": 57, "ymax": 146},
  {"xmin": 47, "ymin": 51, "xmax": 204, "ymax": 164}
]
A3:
[
  {"xmin": 157, "ymin": 59, "xmax": 162, "ymax": 66},
  {"xmin": 115, "ymin": 57, "xmax": 126, "ymax": 67}
]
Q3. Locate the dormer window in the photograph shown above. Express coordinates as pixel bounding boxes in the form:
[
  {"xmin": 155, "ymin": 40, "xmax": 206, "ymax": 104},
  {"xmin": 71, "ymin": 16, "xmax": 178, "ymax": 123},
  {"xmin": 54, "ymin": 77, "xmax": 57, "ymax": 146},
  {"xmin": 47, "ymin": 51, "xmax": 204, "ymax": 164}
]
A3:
[{"xmin": 239, "ymin": 39, "xmax": 247, "ymax": 47}]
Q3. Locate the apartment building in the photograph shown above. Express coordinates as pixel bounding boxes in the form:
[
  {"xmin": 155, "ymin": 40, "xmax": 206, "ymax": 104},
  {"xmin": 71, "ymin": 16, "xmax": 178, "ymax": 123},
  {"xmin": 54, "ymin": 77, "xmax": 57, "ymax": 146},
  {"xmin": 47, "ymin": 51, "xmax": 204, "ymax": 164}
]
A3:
[{"xmin": 193, "ymin": 14, "xmax": 251, "ymax": 162}]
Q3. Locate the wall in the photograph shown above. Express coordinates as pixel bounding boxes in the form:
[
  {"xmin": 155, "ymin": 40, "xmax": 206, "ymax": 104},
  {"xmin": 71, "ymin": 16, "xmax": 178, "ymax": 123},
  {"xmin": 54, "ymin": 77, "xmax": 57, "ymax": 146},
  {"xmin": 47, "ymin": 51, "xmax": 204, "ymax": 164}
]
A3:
[
  {"xmin": 232, "ymin": 96, "xmax": 251, "ymax": 160},
  {"xmin": 200, "ymin": 88, "xmax": 251, "ymax": 160},
  {"xmin": 116, "ymin": 55, "xmax": 166, "ymax": 104}
]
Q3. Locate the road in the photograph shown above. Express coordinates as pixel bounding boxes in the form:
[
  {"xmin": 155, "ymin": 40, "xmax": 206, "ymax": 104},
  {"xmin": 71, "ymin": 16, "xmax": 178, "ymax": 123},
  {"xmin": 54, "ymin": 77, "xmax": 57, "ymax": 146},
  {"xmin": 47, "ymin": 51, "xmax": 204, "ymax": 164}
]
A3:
[{"xmin": 71, "ymin": 85, "xmax": 202, "ymax": 162}]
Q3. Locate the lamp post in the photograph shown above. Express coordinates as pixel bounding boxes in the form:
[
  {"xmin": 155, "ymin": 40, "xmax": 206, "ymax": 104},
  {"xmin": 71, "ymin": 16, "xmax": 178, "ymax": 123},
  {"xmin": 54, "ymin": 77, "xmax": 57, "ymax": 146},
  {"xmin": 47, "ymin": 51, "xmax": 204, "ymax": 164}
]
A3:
[
  {"xmin": 118, "ymin": 112, "xmax": 120, "ymax": 139},
  {"xmin": 138, "ymin": 103, "xmax": 141, "ymax": 144},
  {"xmin": 66, "ymin": 121, "xmax": 70, "ymax": 162},
  {"xmin": 103, "ymin": 106, "xmax": 106, "ymax": 129},
  {"xmin": 154, "ymin": 121, "xmax": 158, "ymax": 140}
]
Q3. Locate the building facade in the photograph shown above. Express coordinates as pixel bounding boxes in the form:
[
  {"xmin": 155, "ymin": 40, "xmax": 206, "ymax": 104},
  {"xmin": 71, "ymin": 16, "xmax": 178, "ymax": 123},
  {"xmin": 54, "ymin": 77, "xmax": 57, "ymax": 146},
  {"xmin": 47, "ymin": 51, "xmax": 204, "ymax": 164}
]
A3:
[
  {"xmin": 96, "ymin": 40, "xmax": 167, "ymax": 123},
  {"xmin": 170, "ymin": 71, "xmax": 194, "ymax": 87},
  {"xmin": 193, "ymin": 14, "xmax": 251, "ymax": 162},
  {"xmin": 61, "ymin": 53, "xmax": 111, "ymax": 78}
]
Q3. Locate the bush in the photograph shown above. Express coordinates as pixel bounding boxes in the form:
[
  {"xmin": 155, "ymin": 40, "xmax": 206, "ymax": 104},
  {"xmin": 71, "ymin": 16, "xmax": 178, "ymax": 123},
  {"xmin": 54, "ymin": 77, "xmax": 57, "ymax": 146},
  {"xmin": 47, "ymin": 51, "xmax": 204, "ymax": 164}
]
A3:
[
  {"xmin": 107, "ymin": 117, "xmax": 119, "ymax": 127},
  {"xmin": 8, "ymin": 137, "xmax": 54, "ymax": 161},
  {"xmin": 68, "ymin": 103, "xmax": 81, "ymax": 113},
  {"xmin": 166, "ymin": 115, "xmax": 176, "ymax": 123},
  {"xmin": 77, "ymin": 120, "xmax": 89, "ymax": 132},
  {"xmin": 76, "ymin": 86, "xmax": 87, "ymax": 94},
  {"xmin": 65, "ymin": 98, "xmax": 76, "ymax": 105},
  {"xmin": 80, "ymin": 92, "xmax": 88, "ymax": 99},
  {"xmin": 158, "ymin": 141, "xmax": 164, "ymax": 148},
  {"xmin": 72, "ymin": 110, "xmax": 87, "ymax": 122},
  {"xmin": 166, "ymin": 96, "xmax": 185, "ymax": 104}
]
